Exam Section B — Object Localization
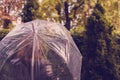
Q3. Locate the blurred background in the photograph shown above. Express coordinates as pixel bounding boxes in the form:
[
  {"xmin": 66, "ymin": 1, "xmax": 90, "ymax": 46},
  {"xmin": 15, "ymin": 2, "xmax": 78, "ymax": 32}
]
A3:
[{"xmin": 0, "ymin": 0, "xmax": 120, "ymax": 80}]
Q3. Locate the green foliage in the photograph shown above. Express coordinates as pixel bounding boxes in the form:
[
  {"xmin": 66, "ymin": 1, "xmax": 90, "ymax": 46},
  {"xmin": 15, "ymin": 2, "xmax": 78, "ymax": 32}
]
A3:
[
  {"xmin": 70, "ymin": 25, "xmax": 85, "ymax": 36},
  {"xmin": 82, "ymin": 3, "xmax": 119, "ymax": 80},
  {"xmin": 72, "ymin": 2, "xmax": 120, "ymax": 79},
  {"xmin": 99, "ymin": 0, "xmax": 120, "ymax": 30},
  {"xmin": 22, "ymin": 0, "xmax": 41, "ymax": 22},
  {"xmin": 39, "ymin": 0, "xmax": 60, "ymax": 21},
  {"xmin": 0, "ymin": 29, "xmax": 9, "ymax": 40},
  {"xmin": 39, "ymin": 0, "xmax": 89, "ymax": 30}
]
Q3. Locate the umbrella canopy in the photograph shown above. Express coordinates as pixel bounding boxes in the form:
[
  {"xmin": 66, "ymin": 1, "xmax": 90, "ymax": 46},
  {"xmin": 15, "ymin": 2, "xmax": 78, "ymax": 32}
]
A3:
[{"xmin": 0, "ymin": 19, "xmax": 82, "ymax": 80}]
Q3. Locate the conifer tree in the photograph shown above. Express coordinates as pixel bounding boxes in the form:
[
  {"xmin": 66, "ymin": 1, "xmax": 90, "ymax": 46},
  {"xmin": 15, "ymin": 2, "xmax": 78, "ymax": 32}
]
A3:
[{"xmin": 82, "ymin": 3, "xmax": 119, "ymax": 80}]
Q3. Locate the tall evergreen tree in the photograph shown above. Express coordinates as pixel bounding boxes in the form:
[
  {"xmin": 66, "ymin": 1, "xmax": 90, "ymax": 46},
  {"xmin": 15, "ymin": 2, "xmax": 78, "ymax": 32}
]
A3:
[
  {"xmin": 22, "ymin": 0, "xmax": 40, "ymax": 22},
  {"xmin": 82, "ymin": 3, "xmax": 119, "ymax": 80}
]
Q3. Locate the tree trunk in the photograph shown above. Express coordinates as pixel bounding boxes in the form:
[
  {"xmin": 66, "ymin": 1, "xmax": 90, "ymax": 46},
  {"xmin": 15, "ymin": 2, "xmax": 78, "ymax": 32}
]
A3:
[{"xmin": 64, "ymin": 1, "xmax": 71, "ymax": 30}]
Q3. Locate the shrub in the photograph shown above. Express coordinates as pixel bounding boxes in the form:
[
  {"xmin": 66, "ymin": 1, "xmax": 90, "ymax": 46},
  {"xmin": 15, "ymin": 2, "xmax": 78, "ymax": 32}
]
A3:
[{"xmin": 0, "ymin": 29, "xmax": 9, "ymax": 40}]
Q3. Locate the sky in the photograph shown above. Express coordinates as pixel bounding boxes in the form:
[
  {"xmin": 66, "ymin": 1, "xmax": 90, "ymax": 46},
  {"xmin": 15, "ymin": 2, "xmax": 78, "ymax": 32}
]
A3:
[{"xmin": 39, "ymin": 0, "xmax": 43, "ymax": 3}]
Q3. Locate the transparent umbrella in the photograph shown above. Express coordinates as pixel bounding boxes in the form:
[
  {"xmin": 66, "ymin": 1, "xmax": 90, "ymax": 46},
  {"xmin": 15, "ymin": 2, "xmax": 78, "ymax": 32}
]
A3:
[{"xmin": 0, "ymin": 19, "xmax": 82, "ymax": 80}]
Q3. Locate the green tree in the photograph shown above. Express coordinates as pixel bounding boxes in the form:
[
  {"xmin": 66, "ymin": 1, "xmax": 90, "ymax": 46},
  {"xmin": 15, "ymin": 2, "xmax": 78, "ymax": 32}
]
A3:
[
  {"xmin": 55, "ymin": 0, "xmax": 86, "ymax": 30},
  {"xmin": 97, "ymin": 0, "xmax": 120, "ymax": 32},
  {"xmin": 22, "ymin": 0, "xmax": 40, "ymax": 22},
  {"xmin": 82, "ymin": 3, "xmax": 119, "ymax": 80},
  {"xmin": 38, "ymin": 0, "xmax": 60, "ymax": 21},
  {"xmin": 39, "ymin": 0, "xmax": 94, "ymax": 30}
]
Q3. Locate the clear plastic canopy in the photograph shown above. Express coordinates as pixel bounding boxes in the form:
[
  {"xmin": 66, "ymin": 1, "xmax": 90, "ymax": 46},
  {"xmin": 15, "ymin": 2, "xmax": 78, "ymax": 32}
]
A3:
[{"xmin": 0, "ymin": 19, "xmax": 82, "ymax": 80}]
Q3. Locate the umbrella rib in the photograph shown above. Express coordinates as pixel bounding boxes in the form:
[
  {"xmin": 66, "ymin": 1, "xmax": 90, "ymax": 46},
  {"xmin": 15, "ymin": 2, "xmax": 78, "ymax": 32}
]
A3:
[
  {"xmin": 0, "ymin": 34, "xmax": 33, "ymax": 72},
  {"xmin": 32, "ymin": 23, "xmax": 35, "ymax": 34}
]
